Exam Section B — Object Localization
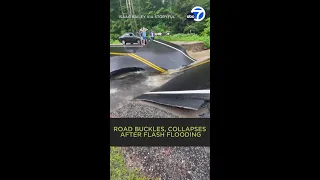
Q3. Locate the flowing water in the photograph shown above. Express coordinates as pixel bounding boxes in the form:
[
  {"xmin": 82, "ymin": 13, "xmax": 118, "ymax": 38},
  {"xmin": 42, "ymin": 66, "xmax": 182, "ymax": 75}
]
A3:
[{"xmin": 110, "ymin": 70, "xmax": 176, "ymax": 112}]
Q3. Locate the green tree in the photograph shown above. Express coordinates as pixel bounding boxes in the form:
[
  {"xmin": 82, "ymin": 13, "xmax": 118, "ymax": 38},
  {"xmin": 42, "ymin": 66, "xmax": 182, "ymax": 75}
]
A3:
[
  {"xmin": 110, "ymin": 0, "xmax": 210, "ymax": 39},
  {"xmin": 201, "ymin": 17, "xmax": 210, "ymax": 36}
]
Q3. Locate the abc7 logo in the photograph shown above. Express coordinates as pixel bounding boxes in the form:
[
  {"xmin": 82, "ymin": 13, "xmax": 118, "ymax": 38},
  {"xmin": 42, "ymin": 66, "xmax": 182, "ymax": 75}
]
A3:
[{"xmin": 187, "ymin": 6, "xmax": 206, "ymax": 22}]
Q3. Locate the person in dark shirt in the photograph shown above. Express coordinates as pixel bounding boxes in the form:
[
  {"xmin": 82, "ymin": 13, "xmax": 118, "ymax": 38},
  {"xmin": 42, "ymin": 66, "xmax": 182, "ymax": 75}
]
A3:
[{"xmin": 150, "ymin": 30, "xmax": 155, "ymax": 41}]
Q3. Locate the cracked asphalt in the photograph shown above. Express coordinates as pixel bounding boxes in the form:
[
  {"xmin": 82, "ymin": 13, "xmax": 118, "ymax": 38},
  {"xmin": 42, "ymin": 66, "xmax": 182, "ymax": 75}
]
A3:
[{"xmin": 110, "ymin": 45, "xmax": 211, "ymax": 180}]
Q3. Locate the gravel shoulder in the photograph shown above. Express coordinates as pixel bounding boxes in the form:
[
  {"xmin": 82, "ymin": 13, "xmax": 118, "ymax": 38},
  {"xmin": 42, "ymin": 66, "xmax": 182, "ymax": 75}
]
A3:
[{"xmin": 120, "ymin": 146, "xmax": 210, "ymax": 180}]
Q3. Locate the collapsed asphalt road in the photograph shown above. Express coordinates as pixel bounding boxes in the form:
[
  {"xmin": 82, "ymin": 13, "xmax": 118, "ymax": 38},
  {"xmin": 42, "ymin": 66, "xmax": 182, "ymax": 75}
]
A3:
[
  {"xmin": 110, "ymin": 44, "xmax": 143, "ymax": 54},
  {"xmin": 110, "ymin": 41, "xmax": 211, "ymax": 180},
  {"xmin": 135, "ymin": 60, "xmax": 210, "ymax": 111},
  {"xmin": 110, "ymin": 40, "xmax": 210, "ymax": 118},
  {"xmin": 110, "ymin": 40, "xmax": 196, "ymax": 75},
  {"xmin": 110, "ymin": 64, "xmax": 211, "ymax": 118}
]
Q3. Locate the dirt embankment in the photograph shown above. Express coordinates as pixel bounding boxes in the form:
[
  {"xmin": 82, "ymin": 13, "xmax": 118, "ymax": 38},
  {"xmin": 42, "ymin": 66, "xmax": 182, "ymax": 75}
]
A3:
[
  {"xmin": 187, "ymin": 49, "xmax": 210, "ymax": 61},
  {"xmin": 170, "ymin": 41, "xmax": 205, "ymax": 52},
  {"xmin": 170, "ymin": 41, "xmax": 210, "ymax": 61}
]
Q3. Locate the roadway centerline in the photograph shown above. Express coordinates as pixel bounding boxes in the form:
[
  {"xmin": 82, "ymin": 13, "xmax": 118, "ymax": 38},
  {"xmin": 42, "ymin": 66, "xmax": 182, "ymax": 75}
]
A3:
[
  {"xmin": 110, "ymin": 52, "xmax": 166, "ymax": 73},
  {"xmin": 110, "ymin": 52, "xmax": 129, "ymax": 56},
  {"xmin": 129, "ymin": 54, "xmax": 166, "ymax": 73},
  {"xmin": 110, "ymin": 45, "xmax": 143, "ymax": 48},
  {"xmin": 182, "ymin": 59, "xmax": 210, "ymax": 71}
]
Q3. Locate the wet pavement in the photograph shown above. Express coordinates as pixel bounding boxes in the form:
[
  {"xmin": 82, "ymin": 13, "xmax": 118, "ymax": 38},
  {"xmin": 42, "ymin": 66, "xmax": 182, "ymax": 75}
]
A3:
[
  {"xmin": 110, "ymin": 41, "xmax": 211, "ymax": 180},
  {"xmin": 110, "ymin": 40, "xmax": 195, "ymax": 75},
  {"xmin": 110, "ymin": 71, "xmax": 176, "ymax": 112}
]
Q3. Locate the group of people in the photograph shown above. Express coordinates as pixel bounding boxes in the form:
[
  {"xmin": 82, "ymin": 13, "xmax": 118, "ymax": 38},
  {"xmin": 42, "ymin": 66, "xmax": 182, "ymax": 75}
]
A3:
[{"xmin": 139, "ymin": 27, "xmax": 155, "ymax": 46}]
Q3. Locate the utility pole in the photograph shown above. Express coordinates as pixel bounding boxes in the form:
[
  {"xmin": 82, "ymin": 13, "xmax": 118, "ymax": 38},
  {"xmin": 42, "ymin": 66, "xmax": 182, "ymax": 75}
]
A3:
[
  {"xmin": 128, "ymin": 0, "xmax": 133, "ymax": 32},
  {"xmin": 137, "ymin": 0, "xmax": 142, "ymax": 28},
  {"xmin": 125, "ymin": 0, "xmax": 129, "ymax": 13},
  {"xmin": 119, "ymin": 0, "xmax": 124, "ymax": 15},
  {"xmin": 125, "ymin": 0, "xmax": 133, "ymax": 32},
  {"xmin": 130, "ymin": 0, "xmax": 138, "ymax": 33}
]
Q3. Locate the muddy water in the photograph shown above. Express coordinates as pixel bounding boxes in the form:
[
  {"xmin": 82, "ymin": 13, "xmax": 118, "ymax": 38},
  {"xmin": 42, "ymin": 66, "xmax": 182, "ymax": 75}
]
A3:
[{"xmin": 110, "ymin": 71, "xmax": 176, "ymax": 112}]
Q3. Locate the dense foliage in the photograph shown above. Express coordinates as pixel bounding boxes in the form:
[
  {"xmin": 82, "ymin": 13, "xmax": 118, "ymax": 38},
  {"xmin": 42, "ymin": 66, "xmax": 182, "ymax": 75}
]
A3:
[
  {"xmin": 110, "ymin": 147, "xmax": 149, "ymax": 180},
  {"xmin": 157, "ymin": 33, "xmax": 210, "ymax": 49},
  {"xmin": 110, "ymin": 0, "xmax": 210, "ymax": 41}
]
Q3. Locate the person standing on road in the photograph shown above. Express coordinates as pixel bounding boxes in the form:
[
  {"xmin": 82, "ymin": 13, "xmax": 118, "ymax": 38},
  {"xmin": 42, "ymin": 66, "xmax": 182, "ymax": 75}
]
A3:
[
  {"xmin": 140, "ymin": 29, "xmax": 143, "ymax": 45},
  {"xmin": 141, "ymin": 27, "xmax": 148, "ymax": 46},
  {"xmin": 139, "ymin": 28, "xmax": 144, "ymax": 45},
  {"xmin": 150, "ymin": 30, "xmax": 155, "ymax": 41}
]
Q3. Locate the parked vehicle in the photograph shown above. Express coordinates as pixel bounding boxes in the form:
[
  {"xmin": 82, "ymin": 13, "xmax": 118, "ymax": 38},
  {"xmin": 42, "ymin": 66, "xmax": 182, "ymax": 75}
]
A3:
[{"xmin": 118, "ymin": 32, "xmax": 141, "ymax": 45}]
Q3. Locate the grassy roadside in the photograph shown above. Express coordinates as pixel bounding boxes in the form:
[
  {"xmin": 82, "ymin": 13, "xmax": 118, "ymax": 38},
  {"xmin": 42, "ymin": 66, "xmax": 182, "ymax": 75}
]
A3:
[
  {"xmin": 156, "ymin": 34, "xmax": 210, "ymax": 49},
  {"xmin": 110, "ymin": 39, "xmax": 121, "ymax": 44},
  {"xmin": 110, "ymin": 34, "xmax": 210, "ymax": 48},
  {"xmin": 110, "ymin": 147, "xmax": 150, "ymax": 180}
]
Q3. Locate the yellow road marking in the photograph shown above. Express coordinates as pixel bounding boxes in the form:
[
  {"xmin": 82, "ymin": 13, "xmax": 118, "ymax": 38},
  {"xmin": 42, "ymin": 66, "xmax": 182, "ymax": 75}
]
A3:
[
  {"xmin": 182, "ymin": 59, "xmax": 210, "ymax": 71},
  {"xmin": 129, "ymin": 54, "xmax": 166, "ymax": 73},
  {"xmin": 110, "ymin": 52, "xmax": 209, "ymax": 72},
  {"xmin": 110, "ymin": 52, "xmax": 128, "ymax": 56},
  {"xmin": 110, "ymin": 52, "xmax": 166, "ymax": 73}
]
